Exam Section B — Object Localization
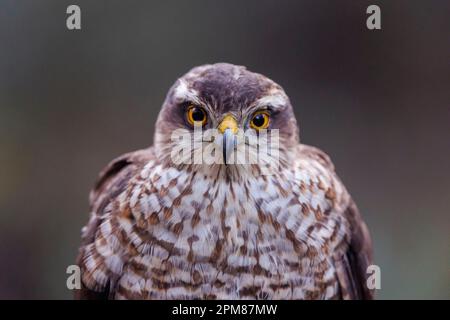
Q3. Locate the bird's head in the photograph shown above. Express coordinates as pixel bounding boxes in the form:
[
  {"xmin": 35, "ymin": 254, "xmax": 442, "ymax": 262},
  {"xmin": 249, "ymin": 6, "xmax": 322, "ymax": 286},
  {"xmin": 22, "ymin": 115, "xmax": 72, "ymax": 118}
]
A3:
[{"xmin": 154, "ymin": 63, "xmax": 299, "ymax": 175}]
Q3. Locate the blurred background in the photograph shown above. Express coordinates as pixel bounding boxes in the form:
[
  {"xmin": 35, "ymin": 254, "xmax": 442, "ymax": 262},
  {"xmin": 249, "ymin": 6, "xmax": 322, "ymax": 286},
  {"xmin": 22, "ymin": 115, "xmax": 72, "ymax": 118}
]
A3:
[{"xmin": 0, "ymin": 0, "xmax": 448, "ymax": 299}]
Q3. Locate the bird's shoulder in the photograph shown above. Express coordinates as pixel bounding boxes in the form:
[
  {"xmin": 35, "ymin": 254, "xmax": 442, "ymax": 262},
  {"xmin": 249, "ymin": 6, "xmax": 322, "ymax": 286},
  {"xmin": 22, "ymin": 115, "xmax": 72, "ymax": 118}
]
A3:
[
  {"xmin": 81, "ymin": 147, "xmax": 159, "ymax": 243},
  {"xmin": 89, "ymin": 148, "xmax": 156, "ymax": 211},
  {"xmin": 290, "ymin": 143, "xmax": 347, "ymax": 207},
  {"xmin": 295, "ymin": 144, "xmax": 335, "ymax": 172}
]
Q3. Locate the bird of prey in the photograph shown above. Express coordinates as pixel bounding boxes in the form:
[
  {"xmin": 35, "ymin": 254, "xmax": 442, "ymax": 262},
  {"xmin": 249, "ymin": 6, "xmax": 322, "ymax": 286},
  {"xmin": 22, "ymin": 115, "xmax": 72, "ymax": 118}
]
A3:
[{"xmin": 76, "ymin": 63, "xmax": 373, "ymax": 300}]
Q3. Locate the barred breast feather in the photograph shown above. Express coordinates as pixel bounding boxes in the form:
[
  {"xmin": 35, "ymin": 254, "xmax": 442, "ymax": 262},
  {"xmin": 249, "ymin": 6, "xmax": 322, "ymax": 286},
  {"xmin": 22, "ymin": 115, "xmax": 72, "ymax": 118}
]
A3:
[{"xmin": 75, "ymin": 145, "xmax": 373, "ymax": 300}]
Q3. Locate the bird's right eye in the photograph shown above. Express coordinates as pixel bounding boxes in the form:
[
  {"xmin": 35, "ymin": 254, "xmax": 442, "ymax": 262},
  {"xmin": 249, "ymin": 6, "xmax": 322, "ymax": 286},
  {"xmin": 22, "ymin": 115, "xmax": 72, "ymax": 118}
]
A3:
[{"xmin": 186, "ymin": 105, "xmax": 207, "ymax": 126}]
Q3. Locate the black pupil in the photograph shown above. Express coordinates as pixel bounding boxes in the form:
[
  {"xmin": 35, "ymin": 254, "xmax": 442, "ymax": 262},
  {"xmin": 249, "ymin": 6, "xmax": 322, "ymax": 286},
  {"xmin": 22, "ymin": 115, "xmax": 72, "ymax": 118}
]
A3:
[
  {"xmin": 252, "ymin": 114, "xmax": 265, "ymax": 127},
  {"xmin": 191, "ymin": 108, "xmax": 205, "ymax": 122}
]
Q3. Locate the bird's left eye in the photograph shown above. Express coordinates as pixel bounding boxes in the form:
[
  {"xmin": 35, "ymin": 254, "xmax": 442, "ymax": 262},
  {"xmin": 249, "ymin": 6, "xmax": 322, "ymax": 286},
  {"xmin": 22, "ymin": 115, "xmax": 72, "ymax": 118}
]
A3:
[{"xmin": 250, "ymin": 111, "xmax": 270, "ymax": 130}]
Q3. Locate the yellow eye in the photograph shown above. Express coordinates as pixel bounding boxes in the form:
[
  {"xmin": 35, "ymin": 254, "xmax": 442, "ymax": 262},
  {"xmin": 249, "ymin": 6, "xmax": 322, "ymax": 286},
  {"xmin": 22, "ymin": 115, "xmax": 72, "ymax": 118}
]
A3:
[
  {"xmin": 250, "ymin": 111, "xmax": 270, "ymax": 130},
  {"xmin": 186, "ymin": 105, "xmax": 207, "ymax": 126}
]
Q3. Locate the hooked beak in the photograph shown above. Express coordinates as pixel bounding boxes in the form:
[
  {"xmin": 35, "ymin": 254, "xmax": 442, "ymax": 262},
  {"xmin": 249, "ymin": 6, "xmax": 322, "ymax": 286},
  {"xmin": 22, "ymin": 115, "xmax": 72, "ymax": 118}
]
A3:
[{"xmin": 218, "ymin": 115, "xmax": 238, "ymax": 165}]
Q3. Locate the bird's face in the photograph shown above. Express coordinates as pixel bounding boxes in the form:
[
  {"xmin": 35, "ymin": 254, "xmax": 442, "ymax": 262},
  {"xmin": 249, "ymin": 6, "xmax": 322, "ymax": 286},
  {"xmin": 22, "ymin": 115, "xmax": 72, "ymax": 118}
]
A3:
[{"xmin": 154, "ymin": 63, "xmax": 299, "ymax": 173}]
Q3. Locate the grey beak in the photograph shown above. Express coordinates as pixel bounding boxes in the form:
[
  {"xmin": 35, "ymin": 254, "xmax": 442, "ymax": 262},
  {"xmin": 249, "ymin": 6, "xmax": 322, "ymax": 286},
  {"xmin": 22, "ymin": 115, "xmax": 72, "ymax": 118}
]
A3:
[{"xmin": 222, "ymin": 128, "xmax": 237, "ymax": 165}]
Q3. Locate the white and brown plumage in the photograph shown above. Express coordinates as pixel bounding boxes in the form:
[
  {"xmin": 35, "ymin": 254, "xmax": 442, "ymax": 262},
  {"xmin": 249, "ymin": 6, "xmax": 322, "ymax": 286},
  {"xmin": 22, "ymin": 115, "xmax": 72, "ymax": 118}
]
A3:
[{"xmin": 76, "ymin": 63, "xmax": 373, "ymax": 300}]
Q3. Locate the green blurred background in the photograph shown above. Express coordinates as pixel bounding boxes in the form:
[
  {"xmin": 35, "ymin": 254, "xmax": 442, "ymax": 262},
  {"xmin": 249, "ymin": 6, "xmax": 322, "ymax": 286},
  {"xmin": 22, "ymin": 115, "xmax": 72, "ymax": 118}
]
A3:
[{"xmin": 0, "ymin": 0, "xmax": 448, "ymax": 299}]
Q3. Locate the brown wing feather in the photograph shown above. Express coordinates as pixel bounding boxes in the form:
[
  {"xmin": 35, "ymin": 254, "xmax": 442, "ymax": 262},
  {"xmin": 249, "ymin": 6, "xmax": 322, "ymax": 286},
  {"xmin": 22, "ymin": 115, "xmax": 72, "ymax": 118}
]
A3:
[
  {"xmin": 301, "ymin": 144, "xmax": 374, "ymax": 299},
  {"xmin": 74, "ymin": 148, "xmax": 154, "ymax": 300},
  {"xmin": 336, "ymin": 201, "xmax": 374, "ymax": 299}
]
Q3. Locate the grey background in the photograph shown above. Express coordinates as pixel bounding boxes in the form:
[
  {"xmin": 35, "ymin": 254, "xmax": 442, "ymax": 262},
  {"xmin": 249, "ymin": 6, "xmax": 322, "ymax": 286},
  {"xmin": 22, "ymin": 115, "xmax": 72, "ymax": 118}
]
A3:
[{"xmin": 0, "ymin": 0, "xmax": 448, "ymax": 299}]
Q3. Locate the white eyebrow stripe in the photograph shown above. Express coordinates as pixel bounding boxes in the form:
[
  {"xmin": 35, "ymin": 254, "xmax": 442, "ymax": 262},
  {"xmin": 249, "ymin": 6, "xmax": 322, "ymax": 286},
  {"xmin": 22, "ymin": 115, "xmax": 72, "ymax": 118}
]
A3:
[
  {"xmin": 254, "ymin": 93, "xmax": 288, "ymax": 110},
  {"xmin": 173, "ymin": 80, "xmax": 202, "ymax": 105}
]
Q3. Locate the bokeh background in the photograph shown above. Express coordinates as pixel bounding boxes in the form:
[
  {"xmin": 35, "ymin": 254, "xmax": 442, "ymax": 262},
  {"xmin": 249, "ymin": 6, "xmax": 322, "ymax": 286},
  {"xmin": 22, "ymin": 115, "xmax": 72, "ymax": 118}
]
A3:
[{"xmin": 0, "ymin": 0, "xmax": 448, "ymax": 299}]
